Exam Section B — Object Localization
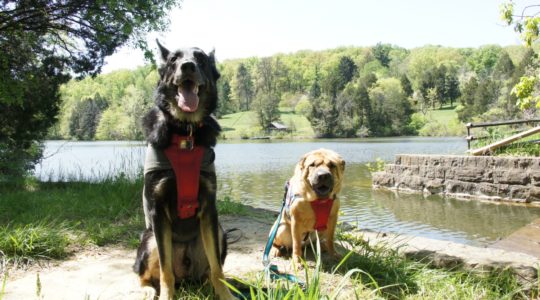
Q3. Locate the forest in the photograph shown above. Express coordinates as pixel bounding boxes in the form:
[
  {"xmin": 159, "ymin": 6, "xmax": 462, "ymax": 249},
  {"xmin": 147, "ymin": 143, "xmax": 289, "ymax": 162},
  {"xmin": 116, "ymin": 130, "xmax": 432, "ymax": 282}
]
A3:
[{"xmin": 53, "ymin": 43, "xmax": 537, "ymax": 140}]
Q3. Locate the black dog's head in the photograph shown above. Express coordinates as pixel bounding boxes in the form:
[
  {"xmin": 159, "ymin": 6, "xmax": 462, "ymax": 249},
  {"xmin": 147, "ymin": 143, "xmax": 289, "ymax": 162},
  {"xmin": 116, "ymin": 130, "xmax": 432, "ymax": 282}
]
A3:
[{"xmin": 155, "ymin": 40, "xmax": 220, "ymax": 123}]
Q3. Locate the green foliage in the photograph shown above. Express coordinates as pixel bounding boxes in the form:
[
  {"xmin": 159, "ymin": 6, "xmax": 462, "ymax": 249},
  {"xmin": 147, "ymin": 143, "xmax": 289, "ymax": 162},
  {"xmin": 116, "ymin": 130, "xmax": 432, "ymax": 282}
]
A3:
[
  {"xmin": 372, "ymin": 42, "xmax": 392, "ymax": 67},
  {"xmin": 512, "ymin": 75, "xmax": 539, "ymax": 110},
  {"xmin": 69, "ymin": 95, "xmax": 108, "ymax": 140},
  {"xmin": 0, "ymin": 0, "xmax": 178, "ymax": 180},
  {"xmin": 294, "ymin": 97, "xmax": 312, "ymax": 116},
  {"xmin": 55, "ymin": 43, "xmax": 540, "ymax": 141},
  {"xmin": 366, "ymin": 158, "xmax": 385, "ymax": 173}
]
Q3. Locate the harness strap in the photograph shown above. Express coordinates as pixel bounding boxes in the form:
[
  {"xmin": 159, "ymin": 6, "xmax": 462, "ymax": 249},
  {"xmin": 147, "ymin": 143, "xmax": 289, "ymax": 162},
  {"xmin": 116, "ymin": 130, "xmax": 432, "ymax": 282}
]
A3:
[
  {"xmin": 262, "ymin": 182, "xmax": 305, "ymax": 288},
  {"xmin": 163, "ymin": 134, "xmax": 204, "ymax": 219},
  {"xmin": 310, "ymin": 198, "xmax": 333, "ymax": 231}
]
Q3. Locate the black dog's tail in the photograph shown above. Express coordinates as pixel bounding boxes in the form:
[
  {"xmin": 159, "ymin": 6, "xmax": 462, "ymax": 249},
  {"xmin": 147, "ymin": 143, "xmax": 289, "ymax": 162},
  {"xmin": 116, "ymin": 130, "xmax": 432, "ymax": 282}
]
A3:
[{"xmin": 224, "ymin": 228, "xmax": 243, "ymax": 245}]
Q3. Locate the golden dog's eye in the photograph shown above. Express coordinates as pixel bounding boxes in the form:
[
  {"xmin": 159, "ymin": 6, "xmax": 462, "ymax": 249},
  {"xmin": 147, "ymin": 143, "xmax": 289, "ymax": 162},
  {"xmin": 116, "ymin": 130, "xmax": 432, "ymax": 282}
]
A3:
[
  {"xmin": 328, "ymin": 162, "xmax": 335, "ymax": 169},
  {"xmin": 308, "ymin": 162, "xmax": 315, "ymax": 167}
]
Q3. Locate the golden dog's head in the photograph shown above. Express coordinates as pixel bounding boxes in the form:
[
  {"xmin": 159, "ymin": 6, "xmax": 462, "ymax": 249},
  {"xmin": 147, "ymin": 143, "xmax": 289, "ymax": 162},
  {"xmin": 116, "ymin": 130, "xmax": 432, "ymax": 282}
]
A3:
[{"xmin": 294, "ymin": 148, "xmax": 345, "ymax": 201}]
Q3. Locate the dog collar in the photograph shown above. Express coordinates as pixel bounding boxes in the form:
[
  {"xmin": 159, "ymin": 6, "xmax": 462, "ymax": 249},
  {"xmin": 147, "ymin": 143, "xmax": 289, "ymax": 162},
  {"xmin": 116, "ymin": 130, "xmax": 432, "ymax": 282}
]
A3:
[{"xmin": 163, "ymin": 134, "xmax": 204, "ymax": 219}]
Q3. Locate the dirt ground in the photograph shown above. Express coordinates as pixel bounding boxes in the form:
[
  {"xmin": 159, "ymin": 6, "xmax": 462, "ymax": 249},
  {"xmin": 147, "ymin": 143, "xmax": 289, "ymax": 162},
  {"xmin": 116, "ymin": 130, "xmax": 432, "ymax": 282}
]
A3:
[{"xmin": 2, "ymin": 214, "xmax": 327, "ymax": 300}]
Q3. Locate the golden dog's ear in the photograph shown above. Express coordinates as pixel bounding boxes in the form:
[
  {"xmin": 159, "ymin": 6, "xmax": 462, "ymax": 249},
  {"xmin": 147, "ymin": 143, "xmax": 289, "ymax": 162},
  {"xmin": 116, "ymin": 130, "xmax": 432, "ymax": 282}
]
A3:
[
  {"xmin": 294, "ymin": 153, "xmax": 308, "ymax": 177},
  {"xmin": 340, "ymin": 159, "xmax": 346, "ymax": 171}
]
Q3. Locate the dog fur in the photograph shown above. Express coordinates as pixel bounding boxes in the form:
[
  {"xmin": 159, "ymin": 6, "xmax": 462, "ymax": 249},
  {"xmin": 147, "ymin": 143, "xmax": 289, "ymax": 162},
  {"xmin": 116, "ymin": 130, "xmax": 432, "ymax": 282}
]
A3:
[
  {"xmin": 271, "ymin": 148, "xmax": 345, "ymax": 266},
  {"xmin": 133, "ymin": 41, "xmax": 234, "ymax": 300}
]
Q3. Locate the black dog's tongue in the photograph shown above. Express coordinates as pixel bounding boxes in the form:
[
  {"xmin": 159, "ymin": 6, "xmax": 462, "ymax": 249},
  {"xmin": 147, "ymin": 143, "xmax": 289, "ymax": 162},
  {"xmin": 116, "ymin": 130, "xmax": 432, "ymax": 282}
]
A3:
[{"xmin": 177, "ymin": 82, "xmax": 199, "ymax": 112}]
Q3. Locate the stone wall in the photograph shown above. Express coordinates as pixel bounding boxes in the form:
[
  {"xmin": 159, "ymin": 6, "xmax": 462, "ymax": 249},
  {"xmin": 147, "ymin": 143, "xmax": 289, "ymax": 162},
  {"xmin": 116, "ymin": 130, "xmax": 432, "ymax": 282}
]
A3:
[{"xmin": 372, "ymin": 154, "xmax": 540, "ymax": 203}]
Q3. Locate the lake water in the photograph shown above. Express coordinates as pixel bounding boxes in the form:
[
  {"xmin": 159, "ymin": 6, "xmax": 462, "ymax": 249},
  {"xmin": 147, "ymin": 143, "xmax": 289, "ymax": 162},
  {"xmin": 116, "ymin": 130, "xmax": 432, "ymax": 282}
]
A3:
[{"xmin": 34, "ymin": 137, "xmax": 540, "ymax": 246}]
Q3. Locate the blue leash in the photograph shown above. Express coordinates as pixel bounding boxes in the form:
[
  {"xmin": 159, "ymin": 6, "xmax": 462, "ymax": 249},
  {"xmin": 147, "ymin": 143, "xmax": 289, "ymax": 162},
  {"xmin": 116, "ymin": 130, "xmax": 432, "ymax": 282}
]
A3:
[{"xmin": 262, "ymin": 182, "xmax": 305, "ymax": 287}]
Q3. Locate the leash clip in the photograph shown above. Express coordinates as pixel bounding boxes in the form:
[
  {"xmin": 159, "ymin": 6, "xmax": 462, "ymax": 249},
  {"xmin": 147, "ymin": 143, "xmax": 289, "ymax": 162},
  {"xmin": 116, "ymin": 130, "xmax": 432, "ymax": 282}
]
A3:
[{"xmin": 179, "ymin": 125, "xmax": 194, "ymax": 150}]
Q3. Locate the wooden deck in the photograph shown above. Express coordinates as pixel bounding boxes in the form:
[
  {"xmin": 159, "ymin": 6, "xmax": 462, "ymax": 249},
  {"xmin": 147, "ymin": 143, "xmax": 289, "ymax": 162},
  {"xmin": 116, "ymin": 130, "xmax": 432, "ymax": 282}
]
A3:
[{"xmin": 491, "ymin": 218, "xmax": 540, "ymax": 258}]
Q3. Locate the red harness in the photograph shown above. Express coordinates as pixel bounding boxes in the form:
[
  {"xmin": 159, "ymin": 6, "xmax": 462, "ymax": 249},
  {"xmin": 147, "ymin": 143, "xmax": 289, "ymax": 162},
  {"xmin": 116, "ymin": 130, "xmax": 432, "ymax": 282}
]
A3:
[
  {"xmin": 310, "ymin": 198, "xmax": 333, "ymax": 231},
  {"xmin": 285, "ymin": 182, "xmax": 333, "ymax": 231},
  {"xmin": 163, "ymin": 134, "xmax": 204, "ymax": 219}
]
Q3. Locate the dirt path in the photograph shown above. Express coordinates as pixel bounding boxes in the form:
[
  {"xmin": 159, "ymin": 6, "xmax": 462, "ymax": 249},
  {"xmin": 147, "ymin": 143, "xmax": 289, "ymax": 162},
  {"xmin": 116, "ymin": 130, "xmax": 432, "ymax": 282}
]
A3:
[{"xmin": 2, "ymin": 215, "xmax": 285, "ymax": 300}]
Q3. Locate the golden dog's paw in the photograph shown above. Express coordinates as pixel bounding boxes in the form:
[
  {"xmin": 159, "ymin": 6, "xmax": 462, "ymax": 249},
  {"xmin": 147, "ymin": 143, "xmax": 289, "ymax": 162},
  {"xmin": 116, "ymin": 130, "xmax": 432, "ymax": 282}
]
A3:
[
  {"xmin": 270, "ymin": 246, "xmax": 282, "ymax": 257},
  {"xmin": 291, "ymin": 256, "xmax": 305, "ymax": 271}
]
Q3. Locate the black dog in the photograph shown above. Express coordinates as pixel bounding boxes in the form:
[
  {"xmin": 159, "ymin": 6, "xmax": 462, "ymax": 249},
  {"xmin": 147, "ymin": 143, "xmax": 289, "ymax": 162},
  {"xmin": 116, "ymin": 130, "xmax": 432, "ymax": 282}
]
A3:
[{"xmin": 133, "ymin": 40, "xmax": 234, "ymax": 300}]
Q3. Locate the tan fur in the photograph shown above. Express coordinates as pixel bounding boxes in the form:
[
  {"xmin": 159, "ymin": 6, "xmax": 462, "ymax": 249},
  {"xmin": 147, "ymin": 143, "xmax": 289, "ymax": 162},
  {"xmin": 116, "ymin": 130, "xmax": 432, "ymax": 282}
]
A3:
[
  {"xmin": 140, "ymin": 235, "xmax": 160, "ymax": 287},
  {"xmin": 271, "ymin": 148, "xmax": 345, "ymax": 266}
]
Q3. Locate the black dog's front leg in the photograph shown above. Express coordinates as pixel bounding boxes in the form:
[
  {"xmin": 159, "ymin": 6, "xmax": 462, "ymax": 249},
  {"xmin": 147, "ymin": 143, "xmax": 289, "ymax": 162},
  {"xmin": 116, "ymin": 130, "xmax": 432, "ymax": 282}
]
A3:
[
  {"xmin": 146, "ymin": 175, "xmax": 176, "ymax": 300},
  {"xmin": 151, "ymin": 206, "xmax": 174, "ymax": 300},
  {"xmin": 198, "ymin": 177, "xmax": 234, "ymax": 300}
]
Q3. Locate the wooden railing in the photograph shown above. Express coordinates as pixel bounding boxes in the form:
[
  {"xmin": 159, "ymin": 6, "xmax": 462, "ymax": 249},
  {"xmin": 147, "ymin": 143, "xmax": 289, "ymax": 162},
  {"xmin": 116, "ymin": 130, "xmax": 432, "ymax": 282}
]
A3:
[{"xmin": 466, "ymin": 118, "xmax": 540, "ymax": 154}]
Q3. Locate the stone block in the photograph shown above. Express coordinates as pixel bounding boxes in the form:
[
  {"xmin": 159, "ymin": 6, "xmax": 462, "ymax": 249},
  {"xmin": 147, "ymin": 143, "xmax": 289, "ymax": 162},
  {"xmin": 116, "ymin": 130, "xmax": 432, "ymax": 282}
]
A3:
[
  {"xmin": 397, "ymin": 175, "xmax": 424, "ymax": 191},
  {"xmin": 494, "ymin": 170, "xmax": 529, "ymax": 185},
  {"xmin": 477, "ymin": 183, "xmax": 509, "ymax": 197},
  {"xmin": 530, "ymin": 172, "xmax": 540, "ymax": 187},
  {"xmin": 526, "ymin": 186, "xmax": 540, "ymax": 202},
  {"xmin": 371, "ymin": 172, "xmax": 394, "ymax": 188},
  {"xmin": 419, "ymin": 166, "xmax": 445, "ymax": 179},
  {"xmin": 509, "ymin": 185, "xmax": 529, "ymax": 201},
  {"xmin": 455, "ymin": 168, "xmax": 485, "ymax": 182},
  {"xmin": 424, "ymin": 179, "xmax": 444, "ymax": 194},
  {"xmin": 445, "ymin": 180, "xmax": 476, "ymax": 194}
]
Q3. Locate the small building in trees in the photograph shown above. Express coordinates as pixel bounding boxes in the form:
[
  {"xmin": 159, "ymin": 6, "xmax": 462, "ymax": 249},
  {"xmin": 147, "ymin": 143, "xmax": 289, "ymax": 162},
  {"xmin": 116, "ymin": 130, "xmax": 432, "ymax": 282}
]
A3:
[{"xmin": 268, "ymin": 122, "xmax": 289, "ymax": 132}]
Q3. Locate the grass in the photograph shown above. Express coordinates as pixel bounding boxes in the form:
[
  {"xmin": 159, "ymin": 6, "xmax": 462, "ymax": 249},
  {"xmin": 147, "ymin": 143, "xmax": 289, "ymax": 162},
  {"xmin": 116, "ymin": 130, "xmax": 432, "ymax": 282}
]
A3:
[
  {"xmin": 218, "ymin": 109, "xmax": 314, "ymax": 140},
  {"xmin": 0, "ymin": 175, "xmax": 249, "ymax": 269}
]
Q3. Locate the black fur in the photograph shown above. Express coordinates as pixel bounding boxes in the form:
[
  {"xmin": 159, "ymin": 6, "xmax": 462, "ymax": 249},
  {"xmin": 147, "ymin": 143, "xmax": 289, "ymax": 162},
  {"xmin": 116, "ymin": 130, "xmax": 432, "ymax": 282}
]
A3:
[{"xmin": 133, "ymin": 41, "xmax": 230, "ymax": 298}]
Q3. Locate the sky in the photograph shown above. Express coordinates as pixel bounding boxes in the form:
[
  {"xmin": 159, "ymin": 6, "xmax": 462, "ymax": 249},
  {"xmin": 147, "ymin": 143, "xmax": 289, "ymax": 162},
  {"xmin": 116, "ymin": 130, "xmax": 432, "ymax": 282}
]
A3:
[{"xmin": 102, "ymin": 0, "xmax": 527, "ymax": 73}]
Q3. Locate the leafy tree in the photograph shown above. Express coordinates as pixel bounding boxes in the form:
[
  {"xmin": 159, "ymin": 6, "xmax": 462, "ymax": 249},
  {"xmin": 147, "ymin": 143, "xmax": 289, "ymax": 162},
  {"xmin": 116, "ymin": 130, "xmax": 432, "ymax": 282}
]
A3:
[
  {"xmin": 323, "ymin": 55, "xmax": 357, "ymax": 97},
  {"xmin": 252, "ymin": 57, "xmax": 281, "ymax": 128},
  {"xmin": 372, "ymin": 43, "xmax": 392, "ymax": 67},
  {"xmin": 309, "ymin": 95, "xmax": 339, "ymax": 138},
  {"xmin": 467, "ymin": 45, "xmax": 502, "ymax": 76},
  {"xmin": 252, "ymin": 93, "xmax": 280, "ymax": 129},
  {"xmin": 493, "ymin": 50, "xmax": 515, "ymax": 79},
  {"xmin": 368, "ymin": 78, "xmax": 412, "ymax": 135},
  {"xmin": 400, "ymin": 74, "xmax": 414, "ymax": 98},
  {"xmin": 0, "ymin": 0, "xmax": 179, "ymax": 180},
  {"xmin": 309, "ymin": 65, "xmax": 322, "ymax": 99},
  {"xmin": 234, "ymin": 63, "xmax": 254, "ymax": 111},
  {"xmin": 69, "ymin": 95, "xmax": 108, "ymax": 140},
  {"xmin": 217, "ymin": 79, "xmax": 234, "ymax": 117}
]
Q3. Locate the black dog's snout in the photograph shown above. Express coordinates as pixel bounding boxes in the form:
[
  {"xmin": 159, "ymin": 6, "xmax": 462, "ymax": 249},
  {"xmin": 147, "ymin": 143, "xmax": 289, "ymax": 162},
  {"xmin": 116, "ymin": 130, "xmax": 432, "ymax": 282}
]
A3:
[{"xmin": 180, "ymin": 61, "xmax": 196, "ymax": 73}]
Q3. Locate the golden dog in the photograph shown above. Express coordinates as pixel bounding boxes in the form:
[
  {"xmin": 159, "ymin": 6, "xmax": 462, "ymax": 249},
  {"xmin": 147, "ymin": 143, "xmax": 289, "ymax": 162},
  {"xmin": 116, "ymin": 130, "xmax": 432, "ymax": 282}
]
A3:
[{"xmin": 271, "ymin": 148, "xmax": 345, "ymax": 265}]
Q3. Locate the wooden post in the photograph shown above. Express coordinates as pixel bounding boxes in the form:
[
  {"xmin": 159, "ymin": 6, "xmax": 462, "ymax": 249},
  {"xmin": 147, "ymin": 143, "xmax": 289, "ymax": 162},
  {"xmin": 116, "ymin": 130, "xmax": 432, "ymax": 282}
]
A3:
[{"xmin": 469, "ymin": 126, "xmax": 540, "ymax": 156}]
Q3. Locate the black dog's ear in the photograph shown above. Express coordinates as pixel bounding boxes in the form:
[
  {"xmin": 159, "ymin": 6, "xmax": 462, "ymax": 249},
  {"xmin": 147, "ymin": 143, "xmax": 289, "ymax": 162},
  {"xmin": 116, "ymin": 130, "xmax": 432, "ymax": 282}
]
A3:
[
  {"xmin": 156, "ymin": 39, "xmax": 170, "ymax": 62},
  {"xmin": 208, "ymin": 49, "xmax": 220, "ymax": 80}
]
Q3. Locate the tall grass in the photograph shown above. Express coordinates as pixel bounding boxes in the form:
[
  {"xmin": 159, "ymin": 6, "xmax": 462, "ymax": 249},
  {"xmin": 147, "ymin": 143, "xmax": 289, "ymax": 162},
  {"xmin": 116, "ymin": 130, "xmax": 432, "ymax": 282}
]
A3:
[{"xmin": 0, "ymin": 175, "xmax": 145, "ymax": 269}]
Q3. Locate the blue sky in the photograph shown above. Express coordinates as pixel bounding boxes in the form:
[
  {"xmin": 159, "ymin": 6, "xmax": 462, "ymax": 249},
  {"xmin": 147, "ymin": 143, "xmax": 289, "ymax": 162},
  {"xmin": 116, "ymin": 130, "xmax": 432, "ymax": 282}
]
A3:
[{"xmin": 103, "ymin": 0, "xmax": 526, "ymax": 73}]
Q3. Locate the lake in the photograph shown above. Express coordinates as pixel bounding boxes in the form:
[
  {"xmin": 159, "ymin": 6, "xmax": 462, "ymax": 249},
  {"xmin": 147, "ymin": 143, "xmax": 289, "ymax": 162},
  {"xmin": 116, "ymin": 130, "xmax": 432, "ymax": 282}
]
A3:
[{"xmin": 34, "ymin": 137, "xmax": 540, "ymax": 246}]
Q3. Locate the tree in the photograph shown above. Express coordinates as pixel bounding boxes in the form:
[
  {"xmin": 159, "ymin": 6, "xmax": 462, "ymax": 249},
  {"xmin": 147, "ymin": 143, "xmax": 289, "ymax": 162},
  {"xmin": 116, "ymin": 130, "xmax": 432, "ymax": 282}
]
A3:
[
  {"xmin": 368, "ymin": 78, "xmax": 412, "ymax": 135},
  {"xmin": 500, "ymin": 1, "xmax": 540, "ymax": 111},
  {"xmin": 253, "ymin": 57, "xmax": 281, "ymax": 128},
  {"xmin": 216, "ymin": 79, "xmax": 234, "ymax": 117},
  {"xmin": 0, "ymin": 0, "xmax": 179, "ymax": 180},
  {"xmin": 69, "ymin": 95, "xmax": 108, "ymax": 140},
  {"xmin": 400, "ymin": 74, "xmax": 414, "ymax": 98},
  {"xmin": 372, "ymin": 43, "xmax": 392, "ymax": 68},
  {"xmin": 234, "ymin": 63, "xmax": 254, "ymax": 111}
]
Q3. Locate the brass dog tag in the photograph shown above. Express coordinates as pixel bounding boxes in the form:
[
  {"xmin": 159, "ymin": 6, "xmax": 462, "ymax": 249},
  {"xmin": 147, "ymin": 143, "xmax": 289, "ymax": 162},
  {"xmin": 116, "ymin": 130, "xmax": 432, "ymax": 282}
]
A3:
[{"xmin": 179, "ymin": 137, "xmax": 194, "ymax": 150}]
